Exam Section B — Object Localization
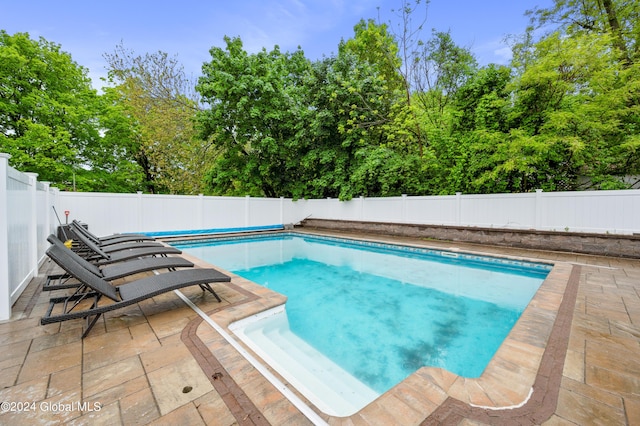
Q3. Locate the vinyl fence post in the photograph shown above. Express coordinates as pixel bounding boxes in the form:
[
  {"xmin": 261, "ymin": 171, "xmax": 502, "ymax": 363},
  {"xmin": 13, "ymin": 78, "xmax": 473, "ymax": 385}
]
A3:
[
  {"xmin": 455, "ymin": 192, "xmax": 462, "ymax": 226},
  {"xmin": 42, "ymin": 182, "xmax": 51, "ymax": 247},
  {"xmin": 198, "ymin": 194, "xmax": 204, "ymax": 229},
  {"xmin": 137, "ymin": 191, "xmax": 143, "ymax": 232},
  {"xmin": 51, "ymin": 187, "xmax": 60, "ymax": 235},
  {"xmin": 0, "ymin": 153, "xmax": 12, "ymax": 320},
  {"xmin": 401, "ymin": 194, "xmax": 407, "ymax": 223},
  {"xmin": 245, "ymin": 195, "xmax": 250, "ymax": 227},
  {"xmin": 25, "ymin": 173, "xmax": 38, "ymax": 279},
  {"xmin": 535, "ymin": 189, "xmax": 543, "ymax": 230},
  {"xmin": 280, "ymin": 197, "xmax": 284, "ymax": 225}
]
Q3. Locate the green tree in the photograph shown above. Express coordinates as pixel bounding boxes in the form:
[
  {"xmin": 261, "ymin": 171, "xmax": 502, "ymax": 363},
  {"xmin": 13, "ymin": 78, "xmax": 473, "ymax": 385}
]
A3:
[
  {"xmin": 454, "ymin": 64, "xmax": 512, "ymax": 133},
  {"xmin": 443, "ymin": 65, "xmax": 513, "ymax": 194},
  {"xmin": 341, "ymin": 19, "xmax": 405, "ymax": 95},
  {"xmin": 526, "ymin": 0, "xmax": 640, "ymax": 65},
  {"xmin": 0, "ymin": 31, "xmax": 145, "ymax": 191},
  {"xmin": 403, "ymin": 31, "xmax": 478, "ymax": 194},
  {"xmin": 80, "ymin": 89, "xmax": 146, "ymax": 192},
  {"xmin": 333, "ymin": 18, "xmax": 442, "ymax": 196},
  {"xmin": 196, "ymin": 37, "xmax": 311, "ymax": 197},
  {"xmin": 104, "ymin": 44, "xmax": 210, "ymax": 194},
  {"xmin": 414, "ymin": 31, "xmax": 477, "ymax": 116},
  {"xmin": 303, "ymin": 50, "xmax": 405, "ymax": 199},
  {"xmin": 294, "ymin": 56, "xmax": 357, "ymax": 199},
  {"xmin": 0, "ymin": 31, "xmax": 98, "ymax": 188},
  {"xmin": 482, "ymin": 31, "xmax": 640, "ymax": 191}
]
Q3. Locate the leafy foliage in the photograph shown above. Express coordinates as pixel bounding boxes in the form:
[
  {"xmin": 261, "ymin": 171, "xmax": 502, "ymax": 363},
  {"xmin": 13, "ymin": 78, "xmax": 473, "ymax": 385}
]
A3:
[
  {"xmin": 0, "ymin": 32, "xmax": 148, "ymax": 191},
  {"xmin": 2, "ymin": 0, "xmax": 639, "ymax": 195},
  {"xmin": 196, "ymin": 37, "xmax": 311, "ymax": 197},
  {"xmin": 104, "ymin": 44, "xmax": 211, "ymax": 194},
  {"xmin": 0, "ymin": 31, "xmax": 97, "ymax": 188}
]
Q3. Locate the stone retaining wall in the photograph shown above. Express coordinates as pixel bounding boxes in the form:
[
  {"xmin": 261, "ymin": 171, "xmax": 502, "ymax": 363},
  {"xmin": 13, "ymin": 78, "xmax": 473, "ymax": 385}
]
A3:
[{"xmin": 301, "ymin": 218, "xmax": 640, "ymax": 259}]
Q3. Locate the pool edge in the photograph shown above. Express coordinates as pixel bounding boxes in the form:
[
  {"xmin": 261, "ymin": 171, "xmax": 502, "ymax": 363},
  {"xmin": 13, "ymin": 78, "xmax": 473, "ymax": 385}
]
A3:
[{"xmin": 174, "ymin": 231, "xmax": 579, "ymax": 424}]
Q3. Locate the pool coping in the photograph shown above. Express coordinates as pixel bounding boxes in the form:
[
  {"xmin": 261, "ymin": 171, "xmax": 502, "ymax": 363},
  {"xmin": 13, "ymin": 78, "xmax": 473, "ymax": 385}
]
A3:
[
  {"xmin": 175, "ymin": 230, "xmax": 578, "ymax": 424},
  {"xmin": 424, "ymin": 265, "xmax": 580, "ymax": 425}
]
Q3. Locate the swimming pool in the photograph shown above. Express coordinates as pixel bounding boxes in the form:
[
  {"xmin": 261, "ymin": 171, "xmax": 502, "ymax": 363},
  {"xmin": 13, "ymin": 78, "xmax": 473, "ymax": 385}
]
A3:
[{"xmin": 173, "ymin": 233, "xmax": 551, "ymax": 416}]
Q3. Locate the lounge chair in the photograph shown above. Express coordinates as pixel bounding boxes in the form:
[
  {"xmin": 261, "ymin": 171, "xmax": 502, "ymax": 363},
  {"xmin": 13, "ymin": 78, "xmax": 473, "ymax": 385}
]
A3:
[
  {"xmin": 71, "ymin": 230, "xmax": 164, "ymax": 254},
  {"xmin": 69, "ymin": 221, "xmax": 158, "ymax": 251},
  {"xmin": 44, "ymin": 243, "xmax": 195, "ymax": 291},
  {"xmin": 40, "ymin": 247, "xmax": 230, "ymax": 338},
  {"xmin": 48, "ymin": 234, "xmax": 182, "ymax": 265},
  {"xmin": 85, "ymin": 239, "xmax": 164, "ymax": 254},
  {"xmin": 67, "ymin": 228, "xmax": 163, "ymax": 254},
  {"xmin": 70, "ymin": 220, "xmax": 154, "ymax": 246}
]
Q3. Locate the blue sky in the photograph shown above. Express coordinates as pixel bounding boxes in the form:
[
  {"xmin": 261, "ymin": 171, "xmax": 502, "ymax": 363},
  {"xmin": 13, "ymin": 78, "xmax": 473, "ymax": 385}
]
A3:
[{"xmin": 3, "ymin": 1, "xmax": 551, "ymax": 89}]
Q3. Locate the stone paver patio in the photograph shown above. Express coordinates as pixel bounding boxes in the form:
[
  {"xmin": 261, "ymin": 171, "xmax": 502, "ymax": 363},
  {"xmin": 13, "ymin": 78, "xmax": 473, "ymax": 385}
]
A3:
[{"xmin": 1, "ymin": 229, "xmax": 638, "ymax": 425}]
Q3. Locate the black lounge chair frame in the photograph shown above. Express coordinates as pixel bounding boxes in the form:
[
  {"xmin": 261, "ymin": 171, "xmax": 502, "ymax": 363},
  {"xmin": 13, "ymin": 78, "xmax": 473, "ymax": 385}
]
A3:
[
  {"xmin": 48, "ymin": 234, "xmax": 182, "ymax": 265},
  {"xmin": 66, "ymin": 226, "xmax": 160, "ymax": 254},
  {"xmin": 70, "ymin": 220, "xmax": 154, "ymax": 246},
  {"xmin": 91, "ymin": 240, "xmax": 164, "ymax": 254},
  {"xmin": 41, "ymin": 246, "xmax": 230, "ymax": 338},
  {"xmin": 44, "ymin": 242, "xmax": 194, "ymax": 291}
]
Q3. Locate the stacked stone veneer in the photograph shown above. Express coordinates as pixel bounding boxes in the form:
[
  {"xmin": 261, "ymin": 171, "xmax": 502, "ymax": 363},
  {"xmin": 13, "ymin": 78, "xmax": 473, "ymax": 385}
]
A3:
[{"xmin": 301, "ymin": 218, "xmax": 640, "ymax": 259}]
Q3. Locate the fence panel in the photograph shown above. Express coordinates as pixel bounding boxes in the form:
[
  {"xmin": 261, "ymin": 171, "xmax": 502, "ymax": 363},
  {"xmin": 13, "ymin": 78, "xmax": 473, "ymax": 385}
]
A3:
[
  {"xmin": 247, "ymin": 197, "xmax": 281, "ymax": 226},
  {"xmin": 296, "ymin": 199, "xmax": 327, "ymax": 222},
  {"xmin": 541, "ymin": 190, "xmax": 640, "ymax": 233},
  {"xmin": 56, "ymin": 192, "xmax": 142, "ymax": 236},
  {"xmin": 460, "ymin": 193, "xmax": 538, "ymax": 229},
  {"xmin": 363, "ymin": 197, "xmax": 403, "ymax": 222},
  {"xmin": 1, "ymin": 165, "xmax": 58, "ymax": 318},
  {"xmin": 322, "ymin": 198, "xmax": 359, "ymax": 221},
  {"xmin": 140, "ymin": 194, "xmax": 201, "ymax": 232},
  {"xmin": 283, "ymin": 198, "xmax": 310, "ymax": 225},
  {"xmin": 404, "ymin": 195, "xmax": 458, "ymax": 225},
  {"xmin": 201, "ymin": 196, "xmax": 247, "ymax": 229},
  {"xmin": 7, "ymin": 168, "xmax": 32, "ymax": 305},
  {"xmin": 36, "ymin": 181, "xmax": 50, "ymax": 261}
]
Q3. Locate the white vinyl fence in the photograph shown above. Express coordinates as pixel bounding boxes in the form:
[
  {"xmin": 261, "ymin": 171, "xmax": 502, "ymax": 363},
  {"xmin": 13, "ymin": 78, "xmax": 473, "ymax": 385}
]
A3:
[
  {"xmin": 0, "ymin": 154, "xmax": 57, "ymax": 320},
  {"xmin": 55, "ymin": 190, "xmax": 640, "ymax": 238},
  {"xmin": 55, "ymin": 192, "xmax": 303, "ymax": 237},
  {"xmin": 2, "ymin": 149, "xmax": 640, "ymax": 320},
  {"xmin": 301, "ymin": 190, "xmax": 640, "ymax": 234}
]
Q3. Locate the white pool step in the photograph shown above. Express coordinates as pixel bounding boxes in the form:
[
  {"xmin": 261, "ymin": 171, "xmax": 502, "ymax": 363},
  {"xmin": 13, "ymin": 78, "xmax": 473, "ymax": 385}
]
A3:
[{"xmin": 230, "ymin": 306, "xmax": 379, "ymax": 417}]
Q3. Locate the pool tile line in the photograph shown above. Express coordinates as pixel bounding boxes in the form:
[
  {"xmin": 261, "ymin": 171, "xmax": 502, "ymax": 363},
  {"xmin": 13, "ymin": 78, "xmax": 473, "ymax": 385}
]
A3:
[
  {"xmin": 172, "ymin": 231, "xmax": 554, "ymax": 273},
  {"xmin": 421, "ymin": 264, "xmax": 581, "ymax": 425},
  {"xmin": 294, "ymin": 232, "xmax": 554, "ymax": 271}
]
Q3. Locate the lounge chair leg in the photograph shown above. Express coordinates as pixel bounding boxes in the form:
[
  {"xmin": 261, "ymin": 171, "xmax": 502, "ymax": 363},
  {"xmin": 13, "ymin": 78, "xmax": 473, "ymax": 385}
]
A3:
[
  {"xmin": 44, "ymin": 273, "xmax": 76, "ymax": 291},
  {"xmin": 199, "ymin": 283, "xmax": 221, "ymax": 302},
  {"xmin": 82, "ymin": 313, "xmax": 102, "ymax": 339},
  {"xmin": 66, "ymin": 286, "xmax": 94, "ymax": 312}
]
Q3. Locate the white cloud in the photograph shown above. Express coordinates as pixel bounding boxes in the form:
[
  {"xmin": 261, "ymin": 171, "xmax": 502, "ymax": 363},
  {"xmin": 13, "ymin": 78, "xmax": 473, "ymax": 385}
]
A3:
[
  {"xmin": 218, "ymin": 0, "xmax": 383, "ymax": 56},
  {"xmin": 493, "ymin": 46, "xmax": 513, "ymax": 64},
  {"xmin": 471, "ymin": 37, "xmax": 515, "ymax": 66}
]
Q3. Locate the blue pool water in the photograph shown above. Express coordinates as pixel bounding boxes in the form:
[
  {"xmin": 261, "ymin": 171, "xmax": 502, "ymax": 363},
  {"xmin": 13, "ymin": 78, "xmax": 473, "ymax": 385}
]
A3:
[{"xmin": 174, "ymin": 233, "xmax": 550, "ymax": 408}]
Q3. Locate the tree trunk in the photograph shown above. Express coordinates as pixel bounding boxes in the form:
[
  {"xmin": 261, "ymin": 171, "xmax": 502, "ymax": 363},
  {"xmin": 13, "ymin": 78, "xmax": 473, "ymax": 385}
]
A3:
[{"xmin": 600, "ymin": 0, "xmax": 630, "ymax": 64}]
